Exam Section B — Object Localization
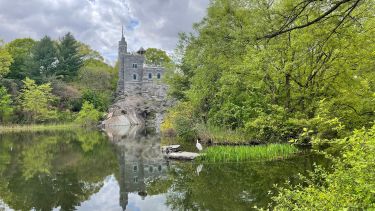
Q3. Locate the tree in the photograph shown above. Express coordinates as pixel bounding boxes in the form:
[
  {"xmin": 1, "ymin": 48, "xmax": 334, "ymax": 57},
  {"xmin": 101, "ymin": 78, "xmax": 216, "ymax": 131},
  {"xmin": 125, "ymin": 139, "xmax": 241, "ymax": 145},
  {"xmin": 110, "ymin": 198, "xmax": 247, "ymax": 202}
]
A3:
[
  {"xmin": 0, "ymin": 86, "xmax": 13, "ymax": 123},
  {"xmin": 31, "ymin": 36, "xmax": 58, "ymax": 80},
  {"xmin": 19, "ymin": 77, "xmax": 57, "ymax": 123},
  {"xmin": 165, "ymin": 0, "xmax": 375, "ymax": 142},
  {"xmin": 0, "ymin": 40, "xmax": 13, "ymax": 78},
  {"xmin": 57, "ymin": 33, "xmax": 83, "ymax": 81},
  {"xmin": 75, "ymin": 101, "xmax": 101, "ymax": 126},
  {"xmin": 77, "ymin": 42, "xmax": 104, "ymax": 62},
  {"xmin": 145, "ymin": 48, "xmax": 171, "ymax": 65},
  {"xmin": 5, "ymin": 38, "xmax": 36, "ymax": 79}
]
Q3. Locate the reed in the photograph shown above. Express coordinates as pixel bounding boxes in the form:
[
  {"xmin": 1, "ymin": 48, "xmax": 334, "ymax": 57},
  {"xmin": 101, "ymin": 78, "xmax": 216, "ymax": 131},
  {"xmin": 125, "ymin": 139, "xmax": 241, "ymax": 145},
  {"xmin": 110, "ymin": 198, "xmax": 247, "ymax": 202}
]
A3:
[
  {"xmin": 0, "ymin": 123, "xmax": 78, "ymax": 133},
  {"xmin": 199, "ymin": 144, "xmax": 299, "ymax": 162}
]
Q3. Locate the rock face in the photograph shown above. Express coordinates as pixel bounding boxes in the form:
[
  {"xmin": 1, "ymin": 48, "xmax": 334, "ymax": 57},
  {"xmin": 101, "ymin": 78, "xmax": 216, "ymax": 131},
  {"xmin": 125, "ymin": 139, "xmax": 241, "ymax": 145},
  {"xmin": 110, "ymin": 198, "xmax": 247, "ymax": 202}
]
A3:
[
  {"xmin": 101, "ymin": 32, "xmax": 172, "ymax": 129},
  {"xmin": 165, "ymin": 152, "xmax": 201, "ymax": 160}
]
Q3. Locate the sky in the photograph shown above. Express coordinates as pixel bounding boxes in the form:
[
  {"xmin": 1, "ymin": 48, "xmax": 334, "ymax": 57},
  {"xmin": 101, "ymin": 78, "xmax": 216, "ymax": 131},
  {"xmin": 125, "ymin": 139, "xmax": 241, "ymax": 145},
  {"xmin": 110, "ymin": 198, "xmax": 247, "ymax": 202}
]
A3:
[{"xmin": 0, "ymin": 0, "xmax": 210, "ymax": 64}]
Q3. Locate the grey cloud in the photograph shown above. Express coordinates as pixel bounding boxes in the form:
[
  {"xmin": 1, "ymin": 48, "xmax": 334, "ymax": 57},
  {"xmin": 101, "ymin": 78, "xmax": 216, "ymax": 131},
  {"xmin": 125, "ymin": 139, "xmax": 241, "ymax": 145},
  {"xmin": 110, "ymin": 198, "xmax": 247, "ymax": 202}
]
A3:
[{"xmin": 0, "ymin": 0, "xmax": 209, "ymax": 64}]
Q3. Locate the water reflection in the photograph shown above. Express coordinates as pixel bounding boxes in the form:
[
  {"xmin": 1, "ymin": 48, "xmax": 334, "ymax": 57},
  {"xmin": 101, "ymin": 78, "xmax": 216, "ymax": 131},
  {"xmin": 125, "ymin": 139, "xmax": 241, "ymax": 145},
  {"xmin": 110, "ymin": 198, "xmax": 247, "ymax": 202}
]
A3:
[
  {"xmin": 0, "ymin": 130, "xmax": 118, "ymax": 211},
  {"xmin": 0, "ymin": 128, "xmax": 328, "ymax": 210},
  {"xmin": 107, "ymin": 126, "xmax": 169, "ymax": 210}
]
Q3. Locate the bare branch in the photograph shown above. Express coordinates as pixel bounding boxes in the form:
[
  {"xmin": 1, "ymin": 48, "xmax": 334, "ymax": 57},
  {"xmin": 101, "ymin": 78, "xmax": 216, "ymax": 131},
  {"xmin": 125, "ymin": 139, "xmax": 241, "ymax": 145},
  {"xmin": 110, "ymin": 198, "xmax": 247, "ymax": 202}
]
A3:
[{"xmin": 259, "ymin": 0, "xmax": 356, "ymax": 39}]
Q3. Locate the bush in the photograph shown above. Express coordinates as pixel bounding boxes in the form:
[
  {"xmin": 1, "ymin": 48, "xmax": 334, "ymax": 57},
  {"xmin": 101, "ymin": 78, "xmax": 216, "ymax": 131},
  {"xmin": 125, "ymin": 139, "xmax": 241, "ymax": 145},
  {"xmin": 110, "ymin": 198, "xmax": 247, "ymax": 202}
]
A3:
[
  {"xmin": 82, "ymin": 90, "xmax": 110, "ymax": 112},
  {"xmin": 75, "ymin": 101, "xmax": 101, "ymax": 126},
  {"xmin": 161, "ymin": 102, "xmax": 196, "ymax": 140},
  {"xmin": 271, "ymin": 125, "xmax": 375, "ymax": 210}
]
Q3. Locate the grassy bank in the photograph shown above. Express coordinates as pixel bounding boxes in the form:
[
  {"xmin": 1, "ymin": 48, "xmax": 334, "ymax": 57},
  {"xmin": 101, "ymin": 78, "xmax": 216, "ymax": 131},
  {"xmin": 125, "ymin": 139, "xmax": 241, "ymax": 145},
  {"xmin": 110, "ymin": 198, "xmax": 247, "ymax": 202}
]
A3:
[
  {"xmin": 199, "ymin": 144, "xmax": 299, "ymax": 162},
  {"xmin": 0, "ymin": 123, "xmax": 78, "ymax": 133},
  {"xmin": 197, "ymin": 125, "xmax": 249, "ymax": 144}
]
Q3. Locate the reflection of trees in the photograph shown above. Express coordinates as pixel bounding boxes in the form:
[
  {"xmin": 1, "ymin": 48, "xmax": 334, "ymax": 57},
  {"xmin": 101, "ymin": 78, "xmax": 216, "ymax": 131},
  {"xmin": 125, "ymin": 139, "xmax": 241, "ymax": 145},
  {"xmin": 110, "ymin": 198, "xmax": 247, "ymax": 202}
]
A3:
[
  {"xmin": 145, "ymin": 154, "xmax": 328, "ymax": 210},
  {"xmin": 0, "ymin": 130, "xmax": 118, "ymax": 210}
]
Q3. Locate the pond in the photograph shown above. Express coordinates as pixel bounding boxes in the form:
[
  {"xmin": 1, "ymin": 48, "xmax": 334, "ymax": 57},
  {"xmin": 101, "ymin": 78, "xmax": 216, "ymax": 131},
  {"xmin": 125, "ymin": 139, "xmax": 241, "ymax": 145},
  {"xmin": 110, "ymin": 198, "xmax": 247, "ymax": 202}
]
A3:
[{"xmin": 0, "ymin": 127, "xmax": 327, "ymax": 211}]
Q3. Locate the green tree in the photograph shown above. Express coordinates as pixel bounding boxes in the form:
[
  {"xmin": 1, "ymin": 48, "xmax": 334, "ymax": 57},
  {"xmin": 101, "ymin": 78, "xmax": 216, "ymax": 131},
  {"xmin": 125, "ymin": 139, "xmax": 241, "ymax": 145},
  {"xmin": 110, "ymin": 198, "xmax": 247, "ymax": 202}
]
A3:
[
  {"xmin": 145, "ymin": 48, "xmax": 171, "ymax": 65},
  {"xmin": 57, "ymin": 32, "xmax": 83, "ymax": 81},
  {"xmin": 0, "ymin": 40, "xmax": 13, "ymax": 78},
  {"xmin": 77, "ymin": 42, "xmax": 104, "ymax": 62},
  {"xmin": 31, "ymin": 36, "xmax": 58, "ymax": 80},
  {"xmin": 5, "ymin": 38, "xmax": 36, "ymax": 79},
  {"xmin": 166, "ymin": 0, "xmax": 375, "ymax": 142},
  {"xmin": 0, "ymin": 86, "xmax": 13, "ymax": 123},
  {"xmin": 19, "ymin": 77, "xmax": 57, "ymax": 123},
  {"xmin": 75, "ymin": 101, "xmax": 101, "ymax": 126}
]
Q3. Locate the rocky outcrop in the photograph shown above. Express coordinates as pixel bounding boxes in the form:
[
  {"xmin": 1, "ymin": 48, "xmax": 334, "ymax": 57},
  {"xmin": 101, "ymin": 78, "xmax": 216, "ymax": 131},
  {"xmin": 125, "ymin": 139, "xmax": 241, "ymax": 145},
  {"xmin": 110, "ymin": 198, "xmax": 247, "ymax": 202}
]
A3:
[{"xmin": 101, "ymin": 93, "xmax": 173, "ymax": 130}]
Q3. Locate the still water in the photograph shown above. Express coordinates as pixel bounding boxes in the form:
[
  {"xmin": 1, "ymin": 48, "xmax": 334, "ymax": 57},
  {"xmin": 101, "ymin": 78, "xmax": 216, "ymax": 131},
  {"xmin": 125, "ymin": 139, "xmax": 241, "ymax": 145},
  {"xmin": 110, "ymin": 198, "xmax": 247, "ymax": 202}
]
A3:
[{"xmin": 0, "ymin": 127, "xmax": 326, "ymax": 211}]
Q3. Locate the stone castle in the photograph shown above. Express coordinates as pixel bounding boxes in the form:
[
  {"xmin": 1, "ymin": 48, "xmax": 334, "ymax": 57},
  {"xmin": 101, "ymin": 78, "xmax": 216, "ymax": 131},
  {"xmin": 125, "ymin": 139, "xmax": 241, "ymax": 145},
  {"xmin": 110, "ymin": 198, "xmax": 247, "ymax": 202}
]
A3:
[
  {"xmin": 116, "ymin": 27, "xmax": 167, "ymax": 99},
  {"xmin": 102, "ymin": 28, "xmax": 171, "ymax": 128}
]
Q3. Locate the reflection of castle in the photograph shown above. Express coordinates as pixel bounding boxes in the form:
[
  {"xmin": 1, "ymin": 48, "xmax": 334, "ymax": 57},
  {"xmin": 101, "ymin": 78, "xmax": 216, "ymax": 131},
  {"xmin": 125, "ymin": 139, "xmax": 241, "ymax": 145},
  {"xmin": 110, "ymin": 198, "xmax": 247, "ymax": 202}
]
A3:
[{"xmin": 112, "ymin": 128, "xmax": 169, "ymax": 211}]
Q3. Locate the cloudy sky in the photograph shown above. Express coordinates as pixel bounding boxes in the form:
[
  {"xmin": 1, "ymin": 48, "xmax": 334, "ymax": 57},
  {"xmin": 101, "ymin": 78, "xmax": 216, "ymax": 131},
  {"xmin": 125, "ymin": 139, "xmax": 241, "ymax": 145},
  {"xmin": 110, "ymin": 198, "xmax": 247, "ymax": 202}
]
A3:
[{"xmin": 0, "ymin": 0, "xmax": 210, "ymax": 64}]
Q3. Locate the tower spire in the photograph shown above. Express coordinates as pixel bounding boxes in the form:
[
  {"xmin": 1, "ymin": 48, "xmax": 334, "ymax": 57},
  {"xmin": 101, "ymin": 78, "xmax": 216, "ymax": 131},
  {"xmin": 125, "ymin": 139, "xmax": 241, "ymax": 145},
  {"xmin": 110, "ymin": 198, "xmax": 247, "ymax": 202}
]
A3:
[{"xmin": 121, "ymin": 24, "xmax": 124, "ymax": 38}]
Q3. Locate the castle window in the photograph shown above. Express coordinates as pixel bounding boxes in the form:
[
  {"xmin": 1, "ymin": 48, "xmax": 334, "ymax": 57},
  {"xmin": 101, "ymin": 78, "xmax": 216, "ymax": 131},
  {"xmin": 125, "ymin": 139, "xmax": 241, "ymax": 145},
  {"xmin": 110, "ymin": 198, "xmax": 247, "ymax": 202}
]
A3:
[
  {"xmin": 133, "ymin": 74, "xmax": 137, "ymax": 80},
  {"xmin": 157, "ymin": 72, "xmax": 161, "ymax": 79},
  {"xmin": 133, "ymin": 165, "xmax": 138, "ymax": 172},
  {"xmin": 148, "ymin": 73, "xmax": 152, "ymax": 79},
  {"xmin": 132, "ymin": 63, "xmax": 138, "ymax": 68},
  {"xmin": 134, "ymin": 177, "xmax": 138, "ymax": 183}
]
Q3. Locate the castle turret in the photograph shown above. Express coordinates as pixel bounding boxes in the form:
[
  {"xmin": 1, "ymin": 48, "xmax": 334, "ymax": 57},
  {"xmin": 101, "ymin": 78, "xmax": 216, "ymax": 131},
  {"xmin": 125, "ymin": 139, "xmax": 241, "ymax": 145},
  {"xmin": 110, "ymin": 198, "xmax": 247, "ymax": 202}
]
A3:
[
  {"xmin": 119, "ymin": 25, "xmax": 127, "ymax": 54},
  {"xmin": 116, "ymin": 26, "xmax": 127, "ymax": 96}
]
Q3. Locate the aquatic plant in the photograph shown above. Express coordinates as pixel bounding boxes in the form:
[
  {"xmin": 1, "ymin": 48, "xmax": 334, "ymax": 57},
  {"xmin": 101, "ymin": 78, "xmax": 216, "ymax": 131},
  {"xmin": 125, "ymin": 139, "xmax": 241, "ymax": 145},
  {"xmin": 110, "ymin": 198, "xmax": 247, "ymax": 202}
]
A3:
[{"xmin": 199, "ymin": 144, "xmax": 299, "ymax": 162}]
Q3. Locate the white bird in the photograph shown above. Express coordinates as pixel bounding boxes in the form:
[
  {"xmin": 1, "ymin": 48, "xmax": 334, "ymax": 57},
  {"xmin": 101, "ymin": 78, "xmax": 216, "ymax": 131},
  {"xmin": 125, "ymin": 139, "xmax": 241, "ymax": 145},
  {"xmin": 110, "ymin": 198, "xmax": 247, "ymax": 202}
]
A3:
[
  {"xmin": 196, "ymin": 140, "xmax": 203, "ymax": 151},
  {"xmin": 196, "ymin": 164, "xmax": 203, "ymax": 176}
]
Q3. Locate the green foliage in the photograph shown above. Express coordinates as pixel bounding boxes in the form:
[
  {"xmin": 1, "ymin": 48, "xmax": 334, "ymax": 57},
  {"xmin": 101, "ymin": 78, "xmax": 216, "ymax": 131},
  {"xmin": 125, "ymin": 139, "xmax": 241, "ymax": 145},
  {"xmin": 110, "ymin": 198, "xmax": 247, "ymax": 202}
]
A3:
[
  {"xmin": 272, "ymin": 125, "xmax": 375, "ymax": 210},
  {"xmin": 78, "ymin": 42, "xmax": 104, "ymax": 62},
  {"xmin": 5, "ymin": 38, "xmax": 36, "ymax": 79},
  {"xmin": 0, "ymin": 33, "xmax": 115, "ymax": 124},
  {"xmin": 161, "ymin": 102, "xmax": 197, "ymax": 140},
  {"xmin": 75, "ymin": 101, "xmax": 101, "ymax": 126},
  {"xmin": 145, "ymin": 48, "xmax": 171, "ymax": 65},
  {"xmin": 57, "ymin": 33, "xmax": 83, "ymax": 81},
  {"xmin": 0, "ymin": 86, "xmax": 13, "ymax": 123},
  {"xmin": 0, "ymin": 40, "xmax": 13, "ymax": 78},
  {"xmin": 31, "ymin": 36, "xmax": 58, "ymax": 80},
  {"xmin": 199, "ymin": 144, "xmax": 298, "ymax": 162},
  {"xmin": 19, "ymin": 78, "xmax": 57, "ymax": 123},
  {"xmin": 81, "ymin": 90, "xmax": 109, "ymax": 112},
  {"xmin": 166, "ymin": 0, "xmax": 375, "ymax": 143}
]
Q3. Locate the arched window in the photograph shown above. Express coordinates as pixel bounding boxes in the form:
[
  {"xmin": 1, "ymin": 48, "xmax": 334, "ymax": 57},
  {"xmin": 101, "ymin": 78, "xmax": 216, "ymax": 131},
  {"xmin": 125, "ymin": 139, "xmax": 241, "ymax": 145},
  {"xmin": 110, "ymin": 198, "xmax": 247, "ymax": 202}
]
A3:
[
  {"xmin": 148, "ymin": 73, "xmax": 152, "ymax": 79},
  {"xmin": 133, "ymin": 74, "xmax": 137, "ymax": 80},
  {"xmin": 157, "ymin": 72, "xmax": 161, "ymax": 79}
]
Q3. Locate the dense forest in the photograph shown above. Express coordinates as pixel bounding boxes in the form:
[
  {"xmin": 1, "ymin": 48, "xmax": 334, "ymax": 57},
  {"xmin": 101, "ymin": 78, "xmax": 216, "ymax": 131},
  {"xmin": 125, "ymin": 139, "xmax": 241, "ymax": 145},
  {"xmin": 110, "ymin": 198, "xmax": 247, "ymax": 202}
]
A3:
[{"xmin": 161, "ymin": 0, "xmax": 374, "ymax": 209}]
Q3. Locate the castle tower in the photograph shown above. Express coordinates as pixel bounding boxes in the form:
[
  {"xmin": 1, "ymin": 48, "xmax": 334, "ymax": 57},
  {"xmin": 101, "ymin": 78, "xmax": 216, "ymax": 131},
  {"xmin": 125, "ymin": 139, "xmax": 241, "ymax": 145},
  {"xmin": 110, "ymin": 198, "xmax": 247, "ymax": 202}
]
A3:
[{"xmin": 116, "ymin": 26, "xmax": 127, "ymax": 96}]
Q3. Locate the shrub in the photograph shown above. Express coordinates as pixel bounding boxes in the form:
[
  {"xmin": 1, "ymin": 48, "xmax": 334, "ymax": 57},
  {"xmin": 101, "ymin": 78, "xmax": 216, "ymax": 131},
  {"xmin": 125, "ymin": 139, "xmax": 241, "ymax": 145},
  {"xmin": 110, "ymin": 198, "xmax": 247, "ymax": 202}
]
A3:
[
  {"xmin": 271, "ymin": 125, "xmax": 375, "ymax": 210},
  {"xmin": 75, "ymin": 101, "xmax": 101, "ymax": 126},
  {"xmin": 161, "ymin": 102, "xmax": 196, "ymax": 140}
]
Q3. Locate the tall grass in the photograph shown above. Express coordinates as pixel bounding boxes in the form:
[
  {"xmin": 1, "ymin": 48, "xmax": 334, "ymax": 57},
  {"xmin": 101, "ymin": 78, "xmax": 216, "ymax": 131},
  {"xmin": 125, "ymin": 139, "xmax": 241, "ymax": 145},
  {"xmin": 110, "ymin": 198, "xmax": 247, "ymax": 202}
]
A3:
[
  {"xmin": 196, "ymin": 124, "xmax": 249, "ymax": 144},
  {"xmin": 0, "ymin": 123, "xmax": 78, "ymax": 133},
  {"xmin": 199, "ymin": 144, "xmax": 299, "ymax": 162}
]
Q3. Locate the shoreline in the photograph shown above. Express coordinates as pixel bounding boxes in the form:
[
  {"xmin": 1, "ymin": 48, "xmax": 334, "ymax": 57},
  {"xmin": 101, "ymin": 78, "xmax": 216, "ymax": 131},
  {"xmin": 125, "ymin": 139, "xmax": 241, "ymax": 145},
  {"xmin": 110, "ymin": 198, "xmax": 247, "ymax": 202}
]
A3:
[{"xmin": 0, "ymin": 123, "xmax": 79, "ymax": 133}]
